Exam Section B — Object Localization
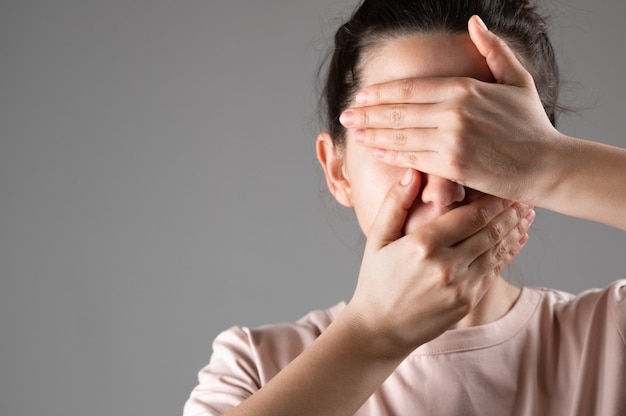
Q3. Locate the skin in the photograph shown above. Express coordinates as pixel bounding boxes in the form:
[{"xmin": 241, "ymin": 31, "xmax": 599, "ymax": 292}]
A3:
[
  {"xmin": 342, "ymin": 16, "xmax": 626, "ymax": 231},
  {"xmin": 319, "ymin": 31, "xmax": 526, "ymax": 330},
  {"xmin": 335, "ymin": 33, "xmax": 493, "ymax": 236},
  {"xmin": 223, "ymin": 17, "xmax": 534, "ymax": 416}
]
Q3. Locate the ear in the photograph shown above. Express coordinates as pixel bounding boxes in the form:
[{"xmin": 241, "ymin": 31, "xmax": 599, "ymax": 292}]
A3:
[{"xmin": 316, "ymin": 132, "xmax": 353, "ymax": 207}]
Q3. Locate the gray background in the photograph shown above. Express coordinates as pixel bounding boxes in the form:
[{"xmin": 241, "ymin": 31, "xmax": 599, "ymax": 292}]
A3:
[{"xmin": 1, "ymin": 1, "xmax": 625, "ymax": 415}]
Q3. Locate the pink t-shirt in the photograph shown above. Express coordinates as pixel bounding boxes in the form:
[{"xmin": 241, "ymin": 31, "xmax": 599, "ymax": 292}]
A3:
[{"xmin": 184, "ymin": 281, "xmax": 626, "ymax": 415}]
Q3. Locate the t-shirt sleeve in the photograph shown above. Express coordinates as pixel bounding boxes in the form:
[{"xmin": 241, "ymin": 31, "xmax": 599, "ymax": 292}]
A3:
[
  {"xmin": 608, "ymin": 279, "xmax": 626, "ymax": 347},
  {"xmin": 183, "ymin": 326, "xmax": 261, "ymax": 416},
  {"xmin": 182, "ymin": 305, "xmax": 339, "ymax": 415}
]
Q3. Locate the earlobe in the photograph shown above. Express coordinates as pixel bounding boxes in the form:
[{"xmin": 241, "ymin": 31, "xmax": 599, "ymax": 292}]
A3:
[{"xmin": 316, "ymin": 132, "xmax": 353, "ymax": 207}]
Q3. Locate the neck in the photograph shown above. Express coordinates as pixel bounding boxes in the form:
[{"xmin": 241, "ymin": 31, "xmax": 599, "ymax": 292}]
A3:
[{"xmin": 451, "ymin": 277, "xmax": 521, "ymax": 329}]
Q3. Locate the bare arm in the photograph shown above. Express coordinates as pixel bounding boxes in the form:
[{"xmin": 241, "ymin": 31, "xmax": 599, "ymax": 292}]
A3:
[
  {"xmin": 223, "ymin": 169, "xmax": 532, "ymax": 415},
  {"xmin": 341, "ymin": 15, "xmax": 626, "ymax": 231},
  {"xmin": 541, "ymin": 136, "xmax": 626, "ymax": 231},
  {"xmin": 222, "ymin": 310, "xmax": 404, "ymax": 416}
]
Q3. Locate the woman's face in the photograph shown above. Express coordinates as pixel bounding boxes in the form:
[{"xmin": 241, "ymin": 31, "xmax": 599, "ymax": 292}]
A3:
[{"xmin": 320, "ymin": 33, "xmax": 495, "ymax": 237}]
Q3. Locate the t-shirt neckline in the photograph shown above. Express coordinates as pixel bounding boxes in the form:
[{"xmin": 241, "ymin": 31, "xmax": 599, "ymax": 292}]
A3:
[
  {"xmin": 411, "ymin": 286, "xmax": 542, "ymax": 355},
  {"xmin": 327, "ymin": 286, "xmax": 543, "ymax": 356}
]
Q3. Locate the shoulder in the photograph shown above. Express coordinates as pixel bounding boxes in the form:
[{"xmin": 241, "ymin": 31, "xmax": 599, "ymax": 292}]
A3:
[
  {"xmin": 183, "ymin": 303, "xmax": 345, "ymax": 416},
  {"xmin": 534, "ymin": 279, "xmax": 626, "ymax": 313},
  {"xmin": 530, "ymin": 280, "xmax": 626, "ymax": 346},
  {"xmin": 216, "ymin": 302, "xmax": 345, "ymax": 370}
]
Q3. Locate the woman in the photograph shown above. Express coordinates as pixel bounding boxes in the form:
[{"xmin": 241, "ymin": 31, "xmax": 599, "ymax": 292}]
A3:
[{"xmin": 184, "ymin": 1, "xmax": 626, "ymax": 414}]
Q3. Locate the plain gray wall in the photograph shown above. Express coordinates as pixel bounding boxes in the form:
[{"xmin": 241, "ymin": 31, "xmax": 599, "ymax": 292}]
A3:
[{"xmin": 1, "ymin": 1, "xmax": 625, "ymax": 415}]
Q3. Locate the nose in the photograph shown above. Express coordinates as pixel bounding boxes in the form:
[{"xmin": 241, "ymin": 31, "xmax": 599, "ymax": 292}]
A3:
[{"xmin": 420, "ymin": 174, "xmax": 466, "ymax": 207}]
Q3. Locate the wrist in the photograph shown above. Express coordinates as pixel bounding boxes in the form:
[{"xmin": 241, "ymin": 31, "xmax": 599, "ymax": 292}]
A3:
[
  {"xmin": 337, "ymin": 302, "xmax": 419, "ymax": 362},
  {"xmin": 532, "ymin": 131, "xmax": 578, "ymax": 209}
]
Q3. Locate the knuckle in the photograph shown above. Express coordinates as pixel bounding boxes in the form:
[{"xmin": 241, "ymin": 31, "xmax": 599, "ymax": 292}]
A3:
[
  {"xmin": 393, "ymin": 129, "xmax": 408, "ymax": 145},
  {"xmin": 367, "ymin": 129, "xmax": 377, "ymax": 145},
  {"xmin": 450, "ymin": 80, "xmax": 468, "ymax": 98},
  {"xmin": 473, "ymin": 207, "xmax": 491, "ymax": 228},
  {"xmin": 412, "ymin": 231, "xmax": 439, "ymax": 258},
  {"xmin": 487, "ymin": 222, "xmax": 504, "ymax": 243},
  {"xmin": 397, "ymin": 79, "xmax": 415, "ymax": 100},
  {"xmin": 505, "ymin": 203, "xmax": 525, "ymax": 230},
  {"xmin": 454, "ymin": 78, "xmax": 480, "ymax": 98},
  {"xmin": 495, "ymin": 242, "xmax": 508, "ymax": 261},
  {"xmin": 507, "ymin": 246, "xmax": 517, "ymax": 261},
  {"xmin": 513, "ymin": 203, "xmax": 525, "ymax": 221},
  {"xmin": 372, "ymin": 86, "xmax": 382, "ymax": 103},
  {"xmin": 466, "ymin": 78, "xmax": 482, "ymax": 98},
  {"xmin": 483, "ymin": 257, "xmax": 500, "ymax": 277},
  {"xmin": 388, "ymin": 106, "xmax": 406, "ymax": 127},
  {"xmin": 459, "ymin": 106, "xmax": 475, "ymax": 125},
  {"xmin": 413, "ymin": 229, "xmax": 434, "ymax": 250},
  {"xmin": 405, "ymin": 152, "xmax": 419, "ymax": 167},
  {"xmin": 358, "ymin": 109, "xmax": 370, "ymax": 126},
  {"xmin": 435, "ymin": 262, "xmax": 454, "ymax": 286}
]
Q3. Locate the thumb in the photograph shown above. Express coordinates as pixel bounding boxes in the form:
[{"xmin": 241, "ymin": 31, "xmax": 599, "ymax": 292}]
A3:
[
  {"xmin": 468, "ymin": 15, "xmax": 534, "ymax": 88},
  {"xmin": 367, "ymin": 169, "xmax": 421, "ymax": 249}
]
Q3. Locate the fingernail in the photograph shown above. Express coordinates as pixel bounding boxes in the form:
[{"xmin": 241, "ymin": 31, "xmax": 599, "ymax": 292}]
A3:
[
  {"xmin": 339, "ymin": 111, "xmax": 353, "ymax": 126},
  {"xmin": 355, "ymin": 91, "xmax": 367, "ymax": 105},
  {"xmin": 373, "ymin": 148, "xmax": 386, "ymax": 158},
  {"xmin": 401, "ymin": 169, "xmax": 413, "ymax": 186},
  {"xmin": 354, "ymin": 129, "xmax": 365, "ymax": 143},
  {"xmin": 475, "ymin": 15, "xmax": 489, "ymax": 31},
  {"xmin": 524, "ymin": 209, "xmax": 536, "ymax": 225},
  {"xmin": 519, "ymin": 233, "xmax": 529, "ymax": 246}
]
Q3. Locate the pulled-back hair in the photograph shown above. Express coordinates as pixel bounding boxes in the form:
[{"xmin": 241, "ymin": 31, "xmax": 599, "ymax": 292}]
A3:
[{"xmin": 320, "ymin": 0, "xmax": 560, "ymax": 148}]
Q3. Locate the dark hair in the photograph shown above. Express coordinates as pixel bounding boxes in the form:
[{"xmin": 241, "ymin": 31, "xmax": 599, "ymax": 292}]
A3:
[{"xmin": 319, "ymin": 0, "xmax": 560, "ymax": 148}]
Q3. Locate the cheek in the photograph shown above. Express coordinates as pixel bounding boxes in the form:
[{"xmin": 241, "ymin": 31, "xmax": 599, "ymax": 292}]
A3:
[
  {"xmin": 349, "ymin": 164, "xmax": 419, "ymax": 236},
  {"xmin": 343, "ymin": 139, "xmax": 424, "ymax": 235}
]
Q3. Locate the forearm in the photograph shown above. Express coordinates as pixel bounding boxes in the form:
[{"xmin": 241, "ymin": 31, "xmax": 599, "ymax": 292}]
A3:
[
  {"xmin": 223, "ymin": 306, "xmax": 406, "ymax": 416},
  {"xmin": 541, "ymin": 134, "xmax": 626, "ymax": 231},
  {"xmin": 222, "ymin": 168, "xmax": 534, "ymax": 415}
]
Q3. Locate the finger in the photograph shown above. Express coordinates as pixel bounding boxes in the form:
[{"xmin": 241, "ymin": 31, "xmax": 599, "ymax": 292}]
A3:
[
  {"xmin": 367, "ymin": 169, "xmax": 422, "ymax": 249},
  {"xmin": 354, "ymin": 127, "xmax": 440, "ymax": 151},
  {"xmin": 468, "ymin": 15, "xmax": 534, "ymax": 88},
  {"xmin": 457, "ymin": 201, "xmax": 533, "ymax": 262},
  {"xmin": 468, "ymin": 206, "xmax": 535, "ymax": 277},
  {"xmin": 340, "ymin": 103, "xmax": 441, "ymax": 129},
  {"xmin": 372, "ymin": 148, "xmax": 453, "ymax": 183},
  {"xmin": 352, "ymin": 77, "xmax": 455, "ymax": 108},
  {"xmin": 412, "ymin": 195, "xmax": 515, "ymax": 248}
]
